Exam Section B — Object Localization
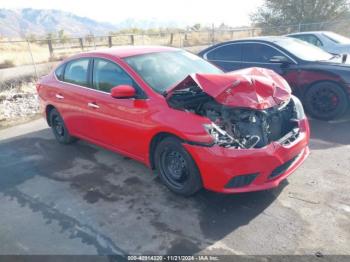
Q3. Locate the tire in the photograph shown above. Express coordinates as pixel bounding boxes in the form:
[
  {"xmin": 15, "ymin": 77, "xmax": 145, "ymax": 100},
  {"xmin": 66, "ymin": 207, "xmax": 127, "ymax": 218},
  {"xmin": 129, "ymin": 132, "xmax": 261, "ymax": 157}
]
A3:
[
  {"xmin": 304, "ymin": 82, "xmax": 348, "ymax": 120},
  {"xmin": 49, "ymin": 108, "xmax": 77, "ymax": 144},
  {"xmin": 154, "ymin": 137, "xmax": 202, "ymax": 196}
]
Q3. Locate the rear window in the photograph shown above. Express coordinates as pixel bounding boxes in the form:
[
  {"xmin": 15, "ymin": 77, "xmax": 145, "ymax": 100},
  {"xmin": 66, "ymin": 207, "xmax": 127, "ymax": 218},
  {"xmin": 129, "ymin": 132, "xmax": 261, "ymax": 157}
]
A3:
[
  {"xmin": 290, "ymin": 34, "xmax": 323, "ymax": 47},
  {"xmin": 55, "ymin": 64, "xmax": 65, "ymax": 81},
  {"xmin": 206, "ymin": 44, "xmax": 242, "ymax": 61}
]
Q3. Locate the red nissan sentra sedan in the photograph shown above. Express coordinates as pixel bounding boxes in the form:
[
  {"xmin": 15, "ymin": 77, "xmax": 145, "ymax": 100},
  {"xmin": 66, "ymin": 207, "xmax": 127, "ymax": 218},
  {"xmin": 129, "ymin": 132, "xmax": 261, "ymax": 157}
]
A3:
[{"xmin": 36, "ymin": 46, "xmax": 310, "ymax": 196}]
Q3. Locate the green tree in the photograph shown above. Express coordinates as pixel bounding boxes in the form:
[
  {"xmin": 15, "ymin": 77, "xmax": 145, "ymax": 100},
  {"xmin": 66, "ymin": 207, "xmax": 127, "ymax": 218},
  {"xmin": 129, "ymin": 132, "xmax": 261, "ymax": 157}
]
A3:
[
  {"xmin": 26, "ymin": 33, "xmax": 37, "ymax": 43},
  {"xmin": 57, "ymin": 29, "xmax": 69, "ymax": 44},
  {"xmin": 191, "ymin": 23, "xmax": 201, "ymax": 31},
  {"xmin": 46, "ymin": 32, "xmax": 55, "ymax": 40},
  {"xmin": 251, "ymin": 0, "xmax": 350, "ymax": 34},
  {"xmin": 85, "ymin": 34, "xmax": 94, "ymax": 44}
]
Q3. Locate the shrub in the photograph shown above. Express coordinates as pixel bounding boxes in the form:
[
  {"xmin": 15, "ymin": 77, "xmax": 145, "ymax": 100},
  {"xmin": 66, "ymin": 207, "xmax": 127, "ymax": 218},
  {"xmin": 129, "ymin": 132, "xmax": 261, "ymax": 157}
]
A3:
[{"xmin": 0, "ymin": 59, "xmax": 15, "ymax": 69}]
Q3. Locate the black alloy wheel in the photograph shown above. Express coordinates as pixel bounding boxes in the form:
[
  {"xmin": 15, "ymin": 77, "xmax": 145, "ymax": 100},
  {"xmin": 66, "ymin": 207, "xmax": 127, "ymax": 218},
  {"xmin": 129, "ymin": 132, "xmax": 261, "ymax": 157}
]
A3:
[{"xmin": 304, "ymin": 82, "xmax": 348, "ymax": 120}]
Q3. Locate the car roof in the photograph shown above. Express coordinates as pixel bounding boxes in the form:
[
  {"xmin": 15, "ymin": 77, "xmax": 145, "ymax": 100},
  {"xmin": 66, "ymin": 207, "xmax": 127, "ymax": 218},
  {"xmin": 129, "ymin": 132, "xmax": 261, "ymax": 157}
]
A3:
[
  {"xmin": 82, "ymin": 45, "xmax": 179, "ymax": 58},
  {"xmin": 208, "ymin": 36, "xmax": 295, "ymax": 45},
  {"xmin": 199, "ymin": 36, "xmax": 303, "ymax": 59},
  {"xmin": 286, "ymin": 31, "xmax": 331, "ymax": 36}
]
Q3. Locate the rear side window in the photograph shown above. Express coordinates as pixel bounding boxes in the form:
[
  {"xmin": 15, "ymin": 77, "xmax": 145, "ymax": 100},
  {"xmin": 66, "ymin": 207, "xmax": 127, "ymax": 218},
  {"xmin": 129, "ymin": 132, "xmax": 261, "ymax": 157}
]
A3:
[
  {"xmin": 242, "ymin": 43, "xmax": 283, "ymax": 63},
  {"xmin": 206, "ymin": 44, "xmax": 242, "ymax": 61},
  {"xmin": 55, "ymin": 64, "xmax": 65, "ymax": 81},
  {"xmin": 93, "ymin": 59, "xmax": 134, "ymax": 93},
  {"xmin": 64, "ymin": 58, "xmax": 90, "ymax": 87},
  {"xmin": 290, "ymin": 34, "xmax": 323, "ymax": 47}
]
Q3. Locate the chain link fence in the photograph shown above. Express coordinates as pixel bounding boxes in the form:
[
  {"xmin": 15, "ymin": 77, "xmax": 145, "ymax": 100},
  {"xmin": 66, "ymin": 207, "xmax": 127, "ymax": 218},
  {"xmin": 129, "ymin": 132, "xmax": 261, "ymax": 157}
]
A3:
[
  {"xmin": 1, "ymin": 19, "xmax": 350, "ymax": 88},
  {"xmin": 1, "ymin": 19, "xmax": 350, "ymax": 127}
]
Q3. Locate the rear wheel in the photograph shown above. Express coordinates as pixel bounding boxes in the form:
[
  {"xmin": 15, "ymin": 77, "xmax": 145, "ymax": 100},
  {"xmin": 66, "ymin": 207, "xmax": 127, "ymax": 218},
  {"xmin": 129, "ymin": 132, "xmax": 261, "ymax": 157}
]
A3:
[
  {"xmin": 49, "ymin": 108, "xmax": 77, "ymax": 144},
  {"xmin": 304, "ymin": 82, "xmax": 348, "ymax": 120},
  {"xmin": 154, "ymin": 137, "xmax": 202, "ymax": 196}
]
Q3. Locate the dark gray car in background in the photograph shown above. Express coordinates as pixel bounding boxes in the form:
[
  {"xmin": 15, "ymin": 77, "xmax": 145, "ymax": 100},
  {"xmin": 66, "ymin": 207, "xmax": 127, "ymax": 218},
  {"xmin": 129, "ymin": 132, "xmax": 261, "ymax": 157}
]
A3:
[{"xmin": 199, "ymin": 36, "xmax": 350, "ymax": 120}]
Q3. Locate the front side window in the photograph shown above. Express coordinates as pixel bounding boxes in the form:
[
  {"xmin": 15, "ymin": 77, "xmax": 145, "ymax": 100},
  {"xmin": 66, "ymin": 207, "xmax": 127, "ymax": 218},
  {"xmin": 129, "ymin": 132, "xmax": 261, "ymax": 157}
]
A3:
[
  {"xmin": 206, "ymin": 44, "xmax": 242, "ymax": 61},
  {"xmin": 64, "ymin": 58, "xmax": 90, "ymax": 87},
  {"xmin": 242, "ymin": 43, "xmax": 284, "ymax": 63},
  {"xmin": 93, "ymin": 59, "xmax": 134, "ymax": 93}
]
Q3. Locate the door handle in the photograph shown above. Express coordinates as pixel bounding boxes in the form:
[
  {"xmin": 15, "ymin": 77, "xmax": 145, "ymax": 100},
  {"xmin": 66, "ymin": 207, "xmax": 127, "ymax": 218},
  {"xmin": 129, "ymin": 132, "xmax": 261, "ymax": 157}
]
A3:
[
  {"xmin": 88, "ymin": 102, "xmax": 100, "ymax": 109},
  {"xmin": 55, "ymin": 94, "xmax": 64, "ymax": 99}
]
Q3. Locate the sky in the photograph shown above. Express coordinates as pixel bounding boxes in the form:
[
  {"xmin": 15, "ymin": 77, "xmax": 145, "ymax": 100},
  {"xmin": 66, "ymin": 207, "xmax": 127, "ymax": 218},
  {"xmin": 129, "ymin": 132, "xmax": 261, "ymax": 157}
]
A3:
[{"xmin": 0, "ymin": 0, "xmax": 263, "ymax": 27}]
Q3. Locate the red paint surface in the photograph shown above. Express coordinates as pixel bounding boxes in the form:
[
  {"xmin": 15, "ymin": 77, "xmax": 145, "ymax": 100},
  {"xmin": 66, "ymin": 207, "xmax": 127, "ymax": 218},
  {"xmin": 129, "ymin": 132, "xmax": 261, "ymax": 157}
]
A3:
[
  {"xmin": 37, "ymin": 48, "xmax": 309, "ymax": 193},
  {"xmin": 167, "ymin": 67, "xmax": 291, "ymax": 109}
]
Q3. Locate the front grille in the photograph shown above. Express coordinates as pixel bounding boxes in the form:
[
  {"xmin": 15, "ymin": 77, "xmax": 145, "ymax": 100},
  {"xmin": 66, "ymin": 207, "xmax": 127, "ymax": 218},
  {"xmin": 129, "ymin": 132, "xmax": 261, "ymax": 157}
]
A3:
[
  {"xmin": 269, "ymin": 154, "xmax": 299, "ymax": 179},
  {"xmin": 224, "ymin": 173, "xmax": 258, "ymax": 189}
]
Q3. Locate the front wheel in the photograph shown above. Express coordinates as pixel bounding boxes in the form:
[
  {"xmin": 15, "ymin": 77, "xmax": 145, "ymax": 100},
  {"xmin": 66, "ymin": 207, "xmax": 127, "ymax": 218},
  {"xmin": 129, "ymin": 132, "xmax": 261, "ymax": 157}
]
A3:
[
  {"xmin": 154, "ymin": 137, "xmax": 202, "ymax": 196},
  {"xmin": 49, "ymin": 108, "xmax": 77, "ymax": 144},
  {"xmin": 304, "ymin": 82, "xmax": 348, "ymax": 120}
]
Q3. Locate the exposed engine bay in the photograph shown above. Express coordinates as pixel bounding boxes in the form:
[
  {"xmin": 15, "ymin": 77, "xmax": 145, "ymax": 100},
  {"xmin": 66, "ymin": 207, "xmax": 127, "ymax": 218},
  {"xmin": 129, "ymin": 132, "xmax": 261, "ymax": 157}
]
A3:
[{"xmin": 167, "ymin": 82, "xmax": 300, "ymax": 149}]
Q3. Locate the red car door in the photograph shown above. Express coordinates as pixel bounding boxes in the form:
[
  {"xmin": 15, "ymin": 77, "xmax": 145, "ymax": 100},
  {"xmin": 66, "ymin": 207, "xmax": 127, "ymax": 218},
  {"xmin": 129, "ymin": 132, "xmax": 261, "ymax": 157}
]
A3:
[
  {"xmin": 81, "ymin": 58, "xmax": 151, "ymax": 161},
  {"xmin": 56, "ymin": 57, "xmax": 96, "ymax": 138}
]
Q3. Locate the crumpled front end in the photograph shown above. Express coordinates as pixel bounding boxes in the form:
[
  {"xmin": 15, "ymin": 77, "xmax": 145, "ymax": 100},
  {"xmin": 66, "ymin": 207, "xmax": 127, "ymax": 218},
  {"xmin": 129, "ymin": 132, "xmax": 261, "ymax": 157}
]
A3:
[
  {"xmin": 166, "ymin": 67, "xmax": 310, "ymax": 193},
  {"xmin": 167, "ymin": 67, "xmax": 306, "ymax": 149},
  {"xmin": 184, "ymin": 118, "xmax": 310, "ymax": 193},
  {"xmin": 166, "ymin": 67, "xmax": 291, "ymax": 109}
]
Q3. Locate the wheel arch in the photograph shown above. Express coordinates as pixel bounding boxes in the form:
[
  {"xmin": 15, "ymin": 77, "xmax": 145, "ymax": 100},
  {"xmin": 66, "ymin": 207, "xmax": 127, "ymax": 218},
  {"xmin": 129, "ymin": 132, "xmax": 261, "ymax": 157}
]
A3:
[
  {"xmin": 303, "ymin": 79, "xmax": 349, "ymax": 120},
  {"xmin": 45, "ymin": 104, "xmax": 56, "ymax": 126},
  {"xmin": 305, "ymin": 79, "xmax": 348, "ymax": 98},
  {"xmin": 149, "ymin": 132, "xmax": 184, "ymax": 170}
]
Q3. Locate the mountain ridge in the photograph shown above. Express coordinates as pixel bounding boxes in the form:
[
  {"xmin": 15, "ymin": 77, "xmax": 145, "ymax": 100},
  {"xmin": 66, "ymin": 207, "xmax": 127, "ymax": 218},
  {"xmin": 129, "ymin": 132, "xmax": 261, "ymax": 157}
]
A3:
[{"xmin": 0, "ymin": 8, "xmax": 187, "ymax": 38}]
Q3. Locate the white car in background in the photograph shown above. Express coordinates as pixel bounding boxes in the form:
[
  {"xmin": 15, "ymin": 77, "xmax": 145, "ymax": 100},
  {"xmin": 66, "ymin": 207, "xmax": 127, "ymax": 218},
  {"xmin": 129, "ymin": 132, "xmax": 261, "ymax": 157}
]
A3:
[{"xmin": 286, "ymin": 31, "xmax": 350, "ymax": 55}]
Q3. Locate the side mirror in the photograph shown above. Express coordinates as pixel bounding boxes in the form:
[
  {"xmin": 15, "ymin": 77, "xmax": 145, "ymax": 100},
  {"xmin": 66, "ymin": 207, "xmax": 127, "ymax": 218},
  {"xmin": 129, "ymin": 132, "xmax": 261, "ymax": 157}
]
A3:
[
  {"xmin": 110, "ymin": 85, "xmax": 136, "ymax": 99},
  {"xmin": 269, "ymin": 55, "xmax": 290, "ymax": 64}
]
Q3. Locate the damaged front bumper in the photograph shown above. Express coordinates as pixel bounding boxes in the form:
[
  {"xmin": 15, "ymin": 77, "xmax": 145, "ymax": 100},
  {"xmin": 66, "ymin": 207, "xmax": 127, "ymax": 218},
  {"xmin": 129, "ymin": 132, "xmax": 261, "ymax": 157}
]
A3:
[{"xmin": 183, "ymin": 118, "xmax": 310, "ymax": 193}]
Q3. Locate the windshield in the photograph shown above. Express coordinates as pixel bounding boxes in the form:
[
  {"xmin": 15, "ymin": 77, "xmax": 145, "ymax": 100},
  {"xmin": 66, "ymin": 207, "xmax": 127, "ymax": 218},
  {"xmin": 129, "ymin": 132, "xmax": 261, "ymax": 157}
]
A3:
[
  {"xmin": 275, "ymin": 38, "xmax": 333, "ymax": 61},
  {"xmin": 323, "ymin": 32, "xmax": 350, "ymax": 44},
  {"xmin": 124, "ymin": 51, "xmax": 223, "ymax": 93}
]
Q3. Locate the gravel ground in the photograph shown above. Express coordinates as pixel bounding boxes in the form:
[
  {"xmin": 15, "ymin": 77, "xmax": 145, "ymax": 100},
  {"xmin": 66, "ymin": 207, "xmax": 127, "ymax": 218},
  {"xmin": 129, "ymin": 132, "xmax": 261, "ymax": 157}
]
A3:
[
  {"xmin": 0, "ymin": 115, "xmax": 349, "ymax": 256},
  {"xmin": 0, "ymin": 81, "xmax": 40, "ymax": 128}
]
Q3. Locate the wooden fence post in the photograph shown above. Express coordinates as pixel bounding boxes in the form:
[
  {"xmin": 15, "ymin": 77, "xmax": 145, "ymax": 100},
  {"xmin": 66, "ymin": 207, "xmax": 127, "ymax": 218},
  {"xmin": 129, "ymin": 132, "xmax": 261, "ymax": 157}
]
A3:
[
  {"xmin": 93, "ymin": 36, "xmax": 96, "ymax": 50},
  {"xmin": 170, "ymin": 33, "xmax": 174, "ymax": 45},
  {"xmin": 47, "ymin": 39, "xmax": 54, "ymax": 57},
  {"xmin": 26, "ymin": 40, "xmax": 38, "ymax": 80},
  {"xmin": 108, "ymin": 36, "xmax": 113, "ymax": 47},
  {"xmin": 79, "ymin": 38, "xmax": 84, "ymax": 51},
  {"xmin": 130, "ymin": 35, "xmax": 135, "ymax": 45},
  {"xmin": 211, "ymin": 24, "xmax": 215, "ymax": 44}
]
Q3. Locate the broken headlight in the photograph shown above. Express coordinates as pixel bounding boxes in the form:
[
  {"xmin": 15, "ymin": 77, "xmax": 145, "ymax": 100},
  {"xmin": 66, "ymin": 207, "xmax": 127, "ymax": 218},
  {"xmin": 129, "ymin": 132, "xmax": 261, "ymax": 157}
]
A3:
[{"xmin": 291, "ymin": 95, "xmax": 305, "ymax": 120}]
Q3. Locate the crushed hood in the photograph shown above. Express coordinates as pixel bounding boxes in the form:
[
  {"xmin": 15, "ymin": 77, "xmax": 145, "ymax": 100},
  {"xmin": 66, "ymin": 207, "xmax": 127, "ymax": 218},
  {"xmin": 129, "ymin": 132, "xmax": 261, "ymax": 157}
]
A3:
[{"xmin": 166, "ymin": 67, "xmax": 292, "ymax": 110}]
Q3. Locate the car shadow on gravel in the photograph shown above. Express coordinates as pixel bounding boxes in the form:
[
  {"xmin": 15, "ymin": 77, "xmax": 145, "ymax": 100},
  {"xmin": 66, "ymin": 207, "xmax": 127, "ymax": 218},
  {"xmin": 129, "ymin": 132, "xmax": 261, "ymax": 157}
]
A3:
[
  {"xmin": 0, "ymin": 128, "xmax": 286, "ymax": 255},
  {"xmin": 308, "ymin": 110, "xmax": 350, "ymax": 150},
  {"xmin": 192, "ymin": 183, "xmax": 287, "ymax": 240}
]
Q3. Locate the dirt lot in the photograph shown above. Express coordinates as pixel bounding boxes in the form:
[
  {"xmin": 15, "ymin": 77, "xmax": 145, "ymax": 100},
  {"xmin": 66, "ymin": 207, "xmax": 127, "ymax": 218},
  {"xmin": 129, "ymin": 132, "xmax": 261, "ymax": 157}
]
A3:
[{"xmin": 0, "ymin": 114, "xmax": 349, "ymax": 255}]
